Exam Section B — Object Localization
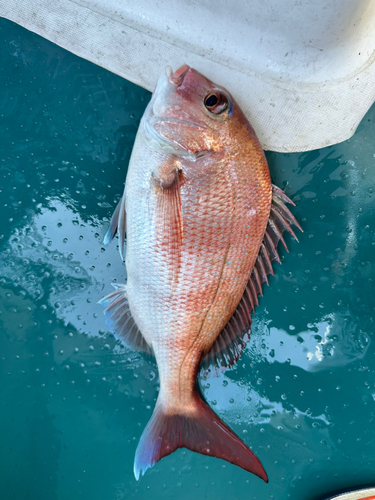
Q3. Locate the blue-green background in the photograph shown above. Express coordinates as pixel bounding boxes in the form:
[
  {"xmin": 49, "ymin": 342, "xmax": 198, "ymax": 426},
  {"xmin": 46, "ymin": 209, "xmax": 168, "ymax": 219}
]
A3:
[{"xmin": 0, "ymin": 18, "xmax": 374, "ymax": 500}]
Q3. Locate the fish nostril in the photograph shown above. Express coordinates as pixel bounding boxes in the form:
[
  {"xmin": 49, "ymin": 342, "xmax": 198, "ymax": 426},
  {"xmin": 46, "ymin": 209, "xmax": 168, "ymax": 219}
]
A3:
[{"xmin": 169, "ymin": 64, "xmax": 190, "ymax": 86}]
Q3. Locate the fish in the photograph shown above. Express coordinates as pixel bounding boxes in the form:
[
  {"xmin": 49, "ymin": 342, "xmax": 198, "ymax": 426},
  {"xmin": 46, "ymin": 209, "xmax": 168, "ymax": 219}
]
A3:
[{"xmin": 99, "ymin": 64, "xmax": 302, "ymax": 482}]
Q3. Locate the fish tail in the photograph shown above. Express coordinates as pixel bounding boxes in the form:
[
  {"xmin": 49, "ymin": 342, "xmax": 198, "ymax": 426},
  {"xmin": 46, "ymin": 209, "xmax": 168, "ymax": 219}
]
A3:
[{"xmin": 134, "ymin": 390, "xmax": 268, "ymax": 482}]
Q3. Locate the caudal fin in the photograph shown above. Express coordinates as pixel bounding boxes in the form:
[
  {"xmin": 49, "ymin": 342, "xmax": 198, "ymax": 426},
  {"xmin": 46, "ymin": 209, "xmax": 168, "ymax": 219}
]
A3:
[{"xmin": 134, "ymin": 392, "xmax": 268, "ymax": 482}]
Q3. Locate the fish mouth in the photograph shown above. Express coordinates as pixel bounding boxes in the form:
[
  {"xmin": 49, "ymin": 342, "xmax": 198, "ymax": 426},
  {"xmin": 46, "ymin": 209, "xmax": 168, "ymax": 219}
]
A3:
[
  {"xmin": 168, "ymin": 64, "xmax": 190, "ymax": 85},
  {"xmin": 156, "ymin": 116, "xmax": 204, "ymax": 129},
  {"xmin": 141, "ymin": 65, "xmax": 208, "ymax": 160}
]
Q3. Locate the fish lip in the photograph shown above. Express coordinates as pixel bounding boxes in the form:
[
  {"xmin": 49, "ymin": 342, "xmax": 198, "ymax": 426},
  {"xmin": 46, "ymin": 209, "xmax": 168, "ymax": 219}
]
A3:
[
  {"xmin": 142, "ymin": 115, "xmax": 195, "ymax": 159},
  {"xmin": 168, "ymin": 64, "xmax": 190, "ymax": 85},
  {"xmin": 155, "ymin": 117, "xmax": 205, "ymax": 130},
  {"xmin": 142, "ymin": 116, "xmax": 213, "ymax": 161}
]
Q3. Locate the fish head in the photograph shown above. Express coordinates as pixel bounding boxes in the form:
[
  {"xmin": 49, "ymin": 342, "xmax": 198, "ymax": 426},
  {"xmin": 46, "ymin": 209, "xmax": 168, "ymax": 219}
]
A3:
[{"xmin": 144, "ymin": 65, "xmax": 250, "ymax": 162}]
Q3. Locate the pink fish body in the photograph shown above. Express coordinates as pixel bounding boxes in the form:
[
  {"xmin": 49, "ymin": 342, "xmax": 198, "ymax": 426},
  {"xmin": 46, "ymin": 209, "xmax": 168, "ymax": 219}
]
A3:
[{"xmin": 100, "ymin": 65, "xmax": 301, "ymax": 482}]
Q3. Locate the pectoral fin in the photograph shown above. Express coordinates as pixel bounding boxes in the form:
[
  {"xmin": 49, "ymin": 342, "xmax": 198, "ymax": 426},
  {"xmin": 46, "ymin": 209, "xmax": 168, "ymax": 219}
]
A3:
[{"xmin": 153, "ymin": 167, "xmax": 183, "ymax": 284}]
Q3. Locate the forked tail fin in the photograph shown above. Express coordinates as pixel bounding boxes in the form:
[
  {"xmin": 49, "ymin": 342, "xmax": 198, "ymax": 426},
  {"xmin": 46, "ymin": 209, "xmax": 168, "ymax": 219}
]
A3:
[{"xmin": 134, "ymin": 391, "xmax": 268, "ymax": 482}]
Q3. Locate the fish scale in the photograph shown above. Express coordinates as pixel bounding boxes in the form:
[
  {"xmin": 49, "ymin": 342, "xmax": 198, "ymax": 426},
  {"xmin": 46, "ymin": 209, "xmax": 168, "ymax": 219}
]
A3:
[{"xmin": 100, "ymin": 64, "xmax": 301, "ymax": 483}]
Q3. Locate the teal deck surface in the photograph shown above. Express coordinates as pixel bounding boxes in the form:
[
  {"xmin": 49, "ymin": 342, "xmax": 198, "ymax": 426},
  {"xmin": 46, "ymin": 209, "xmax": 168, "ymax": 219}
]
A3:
[{"xmin": 1, "ymin": 18, "xmax": 374, "ymax": 500}]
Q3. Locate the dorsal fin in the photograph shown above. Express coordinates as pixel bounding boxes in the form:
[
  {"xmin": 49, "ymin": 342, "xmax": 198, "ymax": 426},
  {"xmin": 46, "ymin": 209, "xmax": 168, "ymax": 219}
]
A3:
[
  {"xmin": 98, "ymin": 284, "xmax": 153, "ymax": 355},
  {"xmin": 200, "ymin": 184, "xmax": 302, "ymax": 376}
]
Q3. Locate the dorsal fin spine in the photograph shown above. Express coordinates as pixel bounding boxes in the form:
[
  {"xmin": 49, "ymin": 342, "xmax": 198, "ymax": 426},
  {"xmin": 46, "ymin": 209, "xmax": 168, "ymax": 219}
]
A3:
[
  {"xmin": 272, "ymin": 184, "xmax": 295, "ymax": 206},
  {"xmin": 252, "ymin": 266, "xmax": 263, "ymax": 295},
  {"xmin": 238, "ymin": 309, "xmax": 248, "ymax": 335},
  {"xmin": 268, "ymin": 218, "xmax": 288, "ymax": 251},
  {"xmin": 238, "ymin": 299, "xmax": 250, "ymax": 325},
  {"xmin": 233, "ymin": 304, "xmax": 246, "ymax": 329},
  {"xmin": 256, "ymin": 255, "xmax": 268, "ymax": 285},
  {"xmin": 244, "ymin": 285, "xmax": 255, "ymax": 312},
  {"xmin": 207, "ymin": 345, "xmax": 216, "ymax": 371},
  {"xmin": 264, "ymin": 230, "xmax": 280, "ymax": 262},
  {"xmin": 230, "ymin": 314, "xmax": 242, "ymax": 337},
  {"xmin": 215, "ymin": 334, "xmax": 227, "ymax": 367},
  {"xmin": 240, "ymin": 289, "xmax": 251, "ymax": 317},
  {"xmin": 221, "ymin": 329, "xmax": 234, "ymax": 366},
  {"xmin": 241, "ymin": 290, "xmax": 252, "ymax": 318},
  {"xmin": 226, "ymin": 323, "xmax": 241, "ymax": 360},
  {"xmin": 248, "ymin": 278, "xmax": 259, "ymax": 307},
  {"xmin": 272, "ymin": 194, "xmax": 302, "ymax": 232},
  {"xmin": 271, "ymin": 206, "xmax": 298, "ymax": 240},
  {"xmin": 260, "ymin": 243, "xmax": 273, "ymax": 275}
]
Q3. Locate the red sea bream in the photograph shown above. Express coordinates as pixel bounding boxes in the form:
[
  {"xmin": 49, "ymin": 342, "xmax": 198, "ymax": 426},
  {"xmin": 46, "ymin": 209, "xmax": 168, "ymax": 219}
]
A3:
[{"xmin": 100, "ymin": 64, "xmax": 301, "ymax": 482}]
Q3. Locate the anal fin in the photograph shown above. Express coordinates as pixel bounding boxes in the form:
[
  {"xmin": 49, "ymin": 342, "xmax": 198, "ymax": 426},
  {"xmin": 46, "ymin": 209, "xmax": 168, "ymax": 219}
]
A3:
[{"xmin": 98, "ymin": 284, "xmax": 152, "ymax": 355}]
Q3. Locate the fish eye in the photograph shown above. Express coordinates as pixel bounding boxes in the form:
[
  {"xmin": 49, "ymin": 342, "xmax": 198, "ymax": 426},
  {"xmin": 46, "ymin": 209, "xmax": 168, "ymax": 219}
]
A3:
[{"xmin": 204, "ymin": 91, "xmax": 228, "ymax": 115}]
